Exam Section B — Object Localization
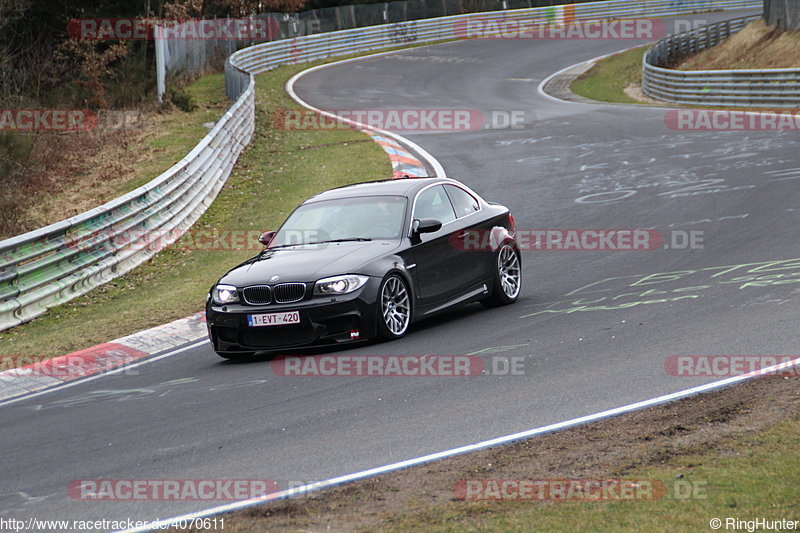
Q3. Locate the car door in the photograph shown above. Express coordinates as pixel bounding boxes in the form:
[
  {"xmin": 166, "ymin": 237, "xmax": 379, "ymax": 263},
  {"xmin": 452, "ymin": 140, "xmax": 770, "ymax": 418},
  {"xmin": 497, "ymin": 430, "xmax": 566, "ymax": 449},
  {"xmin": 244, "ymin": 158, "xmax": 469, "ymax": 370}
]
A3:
[
  {"xmin": 405, "ymin": 184, "xmax": 464, "ymax": 306},
  {"xmin": 443, "ymin": 183, "xmax": 492, "ymax": 288}
]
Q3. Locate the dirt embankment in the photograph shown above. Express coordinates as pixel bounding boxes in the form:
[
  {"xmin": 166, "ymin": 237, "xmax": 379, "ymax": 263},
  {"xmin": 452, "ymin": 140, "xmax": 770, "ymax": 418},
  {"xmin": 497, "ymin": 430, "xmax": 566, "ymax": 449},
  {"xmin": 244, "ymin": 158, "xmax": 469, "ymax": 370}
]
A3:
[
  {"xmin": 678, "ymin": 19, "xmax": 800, "ymax": 70},
  {"xmin": 184, "ymin": 376, "xmax": 799, "ymax": 532}
]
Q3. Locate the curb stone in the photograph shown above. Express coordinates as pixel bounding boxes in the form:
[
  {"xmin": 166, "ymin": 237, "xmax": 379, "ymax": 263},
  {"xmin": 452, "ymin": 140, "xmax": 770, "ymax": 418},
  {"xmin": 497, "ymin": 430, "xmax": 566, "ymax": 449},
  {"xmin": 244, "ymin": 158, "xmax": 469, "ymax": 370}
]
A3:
[{"xmin": 0, "ymin": 312, "xmax": 207, "ymax": 402}]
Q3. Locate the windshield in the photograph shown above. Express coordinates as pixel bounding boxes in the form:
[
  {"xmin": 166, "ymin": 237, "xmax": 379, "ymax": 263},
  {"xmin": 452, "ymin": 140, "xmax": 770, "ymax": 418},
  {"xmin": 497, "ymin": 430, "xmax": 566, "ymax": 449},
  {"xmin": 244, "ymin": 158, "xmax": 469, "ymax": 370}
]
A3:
[{"xmin": 271, "ymin": 195, "xmax": 407, "ymax": 247}]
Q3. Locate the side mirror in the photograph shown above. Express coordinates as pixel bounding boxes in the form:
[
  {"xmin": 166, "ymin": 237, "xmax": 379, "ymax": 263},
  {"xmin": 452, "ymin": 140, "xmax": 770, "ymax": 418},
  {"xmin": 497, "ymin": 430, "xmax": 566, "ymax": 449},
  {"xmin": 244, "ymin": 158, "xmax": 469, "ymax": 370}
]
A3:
[
  {"xmin": 258, "ymin": 230, "xmax": 276, "ymax": 248},
  {"xmin": 412, "ymin": 218, "xmax": 442, "ymax": 235}
]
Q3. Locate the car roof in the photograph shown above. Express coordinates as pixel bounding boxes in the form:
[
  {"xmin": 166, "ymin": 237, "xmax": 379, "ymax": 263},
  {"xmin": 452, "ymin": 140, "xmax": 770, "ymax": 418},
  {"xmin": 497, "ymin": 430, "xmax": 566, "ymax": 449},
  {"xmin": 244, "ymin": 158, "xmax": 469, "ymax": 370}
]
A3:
[{"xmin": 302, "ymin": 177, "xmax": 464, "ymax": 204}]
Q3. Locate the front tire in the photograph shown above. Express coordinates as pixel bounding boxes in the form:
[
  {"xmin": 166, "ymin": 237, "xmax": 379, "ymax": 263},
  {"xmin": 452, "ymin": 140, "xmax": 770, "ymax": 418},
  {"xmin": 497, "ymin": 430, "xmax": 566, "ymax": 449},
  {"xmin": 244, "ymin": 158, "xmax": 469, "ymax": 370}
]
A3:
[
  {"xmin": 481, "ymin": 242, "xmax": 522, "ymax": 307},
  {"xmin": 377, "ymin": 274, "xmax": 412, "ymax": 340}
]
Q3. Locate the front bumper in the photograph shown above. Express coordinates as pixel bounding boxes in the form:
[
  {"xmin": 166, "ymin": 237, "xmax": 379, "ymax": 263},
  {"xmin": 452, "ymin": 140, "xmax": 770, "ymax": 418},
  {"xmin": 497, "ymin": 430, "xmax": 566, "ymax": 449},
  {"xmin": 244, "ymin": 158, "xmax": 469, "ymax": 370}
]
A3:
[{"xmin": 205, "ymin": 279, "xmax": 380, "ymax": 354}]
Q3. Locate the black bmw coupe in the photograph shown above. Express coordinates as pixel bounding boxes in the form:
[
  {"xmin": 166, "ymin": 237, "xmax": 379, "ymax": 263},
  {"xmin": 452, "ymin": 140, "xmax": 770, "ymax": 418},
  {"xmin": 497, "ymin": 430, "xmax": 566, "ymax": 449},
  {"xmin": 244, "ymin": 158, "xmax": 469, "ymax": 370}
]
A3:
[{"xmin": 205, "ymin": 177, "xmax": 521, "ymax": 358}]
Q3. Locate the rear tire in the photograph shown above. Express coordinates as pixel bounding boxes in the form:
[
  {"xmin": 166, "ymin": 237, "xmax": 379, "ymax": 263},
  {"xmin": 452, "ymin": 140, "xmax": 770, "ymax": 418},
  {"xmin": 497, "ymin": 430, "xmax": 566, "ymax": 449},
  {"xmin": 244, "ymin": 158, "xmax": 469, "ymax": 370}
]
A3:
[
  {"xmin": 481, "ymin": 242, "xmax": 521, "ymax": 308},
  {"xmin": 377, "ymin": 274, "xmax": 412, "ymax": 340}
]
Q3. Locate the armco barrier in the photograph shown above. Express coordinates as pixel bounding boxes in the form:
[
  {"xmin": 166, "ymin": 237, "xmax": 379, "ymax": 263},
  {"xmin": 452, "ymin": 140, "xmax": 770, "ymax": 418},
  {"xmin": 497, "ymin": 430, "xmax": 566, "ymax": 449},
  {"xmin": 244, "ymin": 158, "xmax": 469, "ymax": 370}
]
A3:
[
  {"xmin": 643, "ymin": 15, "xmax": 800, "ymax": 106},
  {"xmin": 0, "ymin": 0, "xmax": 760, "ymax": 332},
  {"xmin": 0, "ymin": 82, "xmax": 254, "ymax": 331},
  {"xmin": 224, "ymin": 0, "xmax": 761, "ymax": 98}
]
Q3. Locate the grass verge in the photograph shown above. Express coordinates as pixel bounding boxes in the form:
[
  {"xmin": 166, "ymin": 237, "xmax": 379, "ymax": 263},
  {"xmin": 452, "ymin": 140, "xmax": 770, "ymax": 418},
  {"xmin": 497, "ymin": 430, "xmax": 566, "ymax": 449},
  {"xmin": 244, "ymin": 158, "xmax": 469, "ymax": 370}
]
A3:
[
  {"xmin": 400, "ymin": 421, "xmax": 799, "ymax": 532},
  {"xmin": 0, "ymin": 60, "xmax": 391, "ymax": 359},
  {"xmin": 374, "ymin": 418, "xmax": 799, "ymax": 532},
  {"xmin": 383, "ymin": 421, "xmax": 799, "ymax": 532},
  {"xmin": 106, "ymin": 75, "xmax": 231, "ymax": 197},
  {"xmin": 183, "ymin": 376, "xmax": 799, "ymax": 532},
  {"xmin": 3, "ymin": 75, "xmax": 229, "ymax": 238},
  {"xmin": 571, "ymin": 25, "xmax": 800, "ymax": 107},
  {"xmin": 570, "ymin": 46, "xmax": 649, "ymax": 105}
]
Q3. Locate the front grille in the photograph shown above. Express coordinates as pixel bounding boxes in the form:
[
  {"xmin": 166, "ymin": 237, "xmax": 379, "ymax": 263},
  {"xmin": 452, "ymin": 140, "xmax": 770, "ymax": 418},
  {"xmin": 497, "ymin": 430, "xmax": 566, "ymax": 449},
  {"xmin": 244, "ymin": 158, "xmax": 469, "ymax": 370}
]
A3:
[
  {"xmin": 273, "ymin": 283, "xmax": 306, "ymax": 303},
  {"xmin": 243, "ymin": 285, "xmax": 272, "ymax": 305},
  {"xmin": 240, "ymin": 322, "xmax": 316, "ymax": 348}
]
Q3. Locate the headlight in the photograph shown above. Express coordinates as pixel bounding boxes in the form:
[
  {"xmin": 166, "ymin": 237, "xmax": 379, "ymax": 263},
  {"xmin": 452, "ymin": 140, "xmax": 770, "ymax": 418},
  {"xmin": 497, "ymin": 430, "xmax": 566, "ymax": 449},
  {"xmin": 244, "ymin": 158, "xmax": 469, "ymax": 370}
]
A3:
[
  {"xmin": 314, "ymin": 275, "xmax": 369, "ymax": 295},
  {"xmin": 212, "ymin": 284, "xmax": 240, "ymax": 304}
]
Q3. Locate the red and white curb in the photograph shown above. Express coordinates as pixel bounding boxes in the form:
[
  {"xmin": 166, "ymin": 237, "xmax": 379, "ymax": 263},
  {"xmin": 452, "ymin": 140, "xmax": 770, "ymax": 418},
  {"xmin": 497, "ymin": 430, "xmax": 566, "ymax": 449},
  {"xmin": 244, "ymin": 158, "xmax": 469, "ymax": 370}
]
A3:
[
  {"xmin": 0, "ymin": 312, "xmax": 207, "ymax": 401},
  {"xmin": 366, "ymin": 131, "xmax": 429, "ymax": 179}
]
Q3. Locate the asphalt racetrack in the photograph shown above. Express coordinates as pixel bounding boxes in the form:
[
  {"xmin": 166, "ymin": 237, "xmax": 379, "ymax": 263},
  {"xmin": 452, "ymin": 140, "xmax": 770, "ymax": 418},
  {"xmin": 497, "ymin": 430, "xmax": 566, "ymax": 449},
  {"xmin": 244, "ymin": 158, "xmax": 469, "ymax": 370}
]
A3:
[{"xmin": 4, "ymin": 8, "xmax": 797, "ymax": 530}]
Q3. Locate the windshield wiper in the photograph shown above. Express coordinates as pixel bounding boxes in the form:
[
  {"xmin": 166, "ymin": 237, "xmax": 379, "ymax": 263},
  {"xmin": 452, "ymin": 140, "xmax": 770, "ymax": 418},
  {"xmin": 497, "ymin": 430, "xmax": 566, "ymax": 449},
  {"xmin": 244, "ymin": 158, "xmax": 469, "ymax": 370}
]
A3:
[
  {"xmin": 261, "ymin": 238, "xmax": 372, "ymax": 252},
  {"xmin": 313, "ymin": 238, "xmax": 372, "ymax": 243},
  {"xmin": 261, "ymin": 243, "xmax": 307, "ymax": 251}
]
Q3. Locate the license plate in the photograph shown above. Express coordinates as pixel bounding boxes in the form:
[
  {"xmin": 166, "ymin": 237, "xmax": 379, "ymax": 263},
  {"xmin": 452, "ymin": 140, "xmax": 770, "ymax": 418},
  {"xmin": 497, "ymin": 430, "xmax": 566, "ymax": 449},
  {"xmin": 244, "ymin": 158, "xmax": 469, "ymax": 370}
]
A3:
[{"xmin": 247, "ymin": 311, "xmax": 301, "ymax": 327}]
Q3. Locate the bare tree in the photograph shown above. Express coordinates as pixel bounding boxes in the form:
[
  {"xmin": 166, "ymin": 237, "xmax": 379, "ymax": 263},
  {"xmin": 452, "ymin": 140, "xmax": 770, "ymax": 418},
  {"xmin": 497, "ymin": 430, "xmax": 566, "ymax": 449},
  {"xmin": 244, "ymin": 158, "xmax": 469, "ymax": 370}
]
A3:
[{"xmin": 214, "ymin": 0, "xmax": 307, "ymax": 16}]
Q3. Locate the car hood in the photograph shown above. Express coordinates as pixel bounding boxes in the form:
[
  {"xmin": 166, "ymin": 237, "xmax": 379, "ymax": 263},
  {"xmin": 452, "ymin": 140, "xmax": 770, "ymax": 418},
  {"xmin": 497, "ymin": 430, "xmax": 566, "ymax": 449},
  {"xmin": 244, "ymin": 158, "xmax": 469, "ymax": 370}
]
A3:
[{"xmin": 218, "ymin": 240, "xmax": 400, "ymax": 286}]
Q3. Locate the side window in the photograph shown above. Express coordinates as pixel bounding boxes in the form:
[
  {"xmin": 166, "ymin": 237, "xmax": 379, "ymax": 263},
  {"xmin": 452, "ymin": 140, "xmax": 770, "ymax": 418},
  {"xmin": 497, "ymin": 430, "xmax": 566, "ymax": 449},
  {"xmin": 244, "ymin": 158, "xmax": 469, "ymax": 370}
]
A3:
[
  {"xmin": 444, "ymin": 185, "xmax": 480, "ymax": 217},
  {"xmin": 414, "ymin": 185, "xmax": 456, "ymax": 225}
]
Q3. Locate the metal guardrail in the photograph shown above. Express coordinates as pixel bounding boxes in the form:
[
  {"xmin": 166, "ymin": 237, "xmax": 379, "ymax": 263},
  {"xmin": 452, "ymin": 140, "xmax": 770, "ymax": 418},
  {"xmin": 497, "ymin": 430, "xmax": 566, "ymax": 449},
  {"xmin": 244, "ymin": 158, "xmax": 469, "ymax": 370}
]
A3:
[
  {"xmin": 0, "ymin": 81, "xmax": 255, "ymax": 331},
  {"xmin": 0, "ymin": 0, "xmax": 760, "ymax": 332},
  {"xmin": 225, "ymin": 0, "xmax": 762, "ymax": 98},
  {"xmin": 643, "ymin": 15, "xmax": 800, "ymax": 106}
]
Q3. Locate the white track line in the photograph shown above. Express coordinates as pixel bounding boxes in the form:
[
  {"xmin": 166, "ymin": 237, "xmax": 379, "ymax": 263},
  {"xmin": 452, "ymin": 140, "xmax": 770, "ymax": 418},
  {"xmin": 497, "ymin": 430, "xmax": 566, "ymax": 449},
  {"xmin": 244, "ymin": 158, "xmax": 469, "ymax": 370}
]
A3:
[
  {"xmin": 115, "ymin": 356, "xmax": 800, "ymax": 533},
  {"xmin": 0, "ymin": 340, "xmax": 209, "ymax": 408}
]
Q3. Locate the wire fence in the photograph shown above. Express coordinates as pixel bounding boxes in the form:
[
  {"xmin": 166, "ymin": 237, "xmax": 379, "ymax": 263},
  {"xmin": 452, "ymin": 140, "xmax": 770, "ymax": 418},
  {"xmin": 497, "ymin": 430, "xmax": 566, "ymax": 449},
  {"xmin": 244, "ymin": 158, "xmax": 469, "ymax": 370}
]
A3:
[{"xmin": 157, "ymin": 0, "xmax": 614, "ymax": 100}]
